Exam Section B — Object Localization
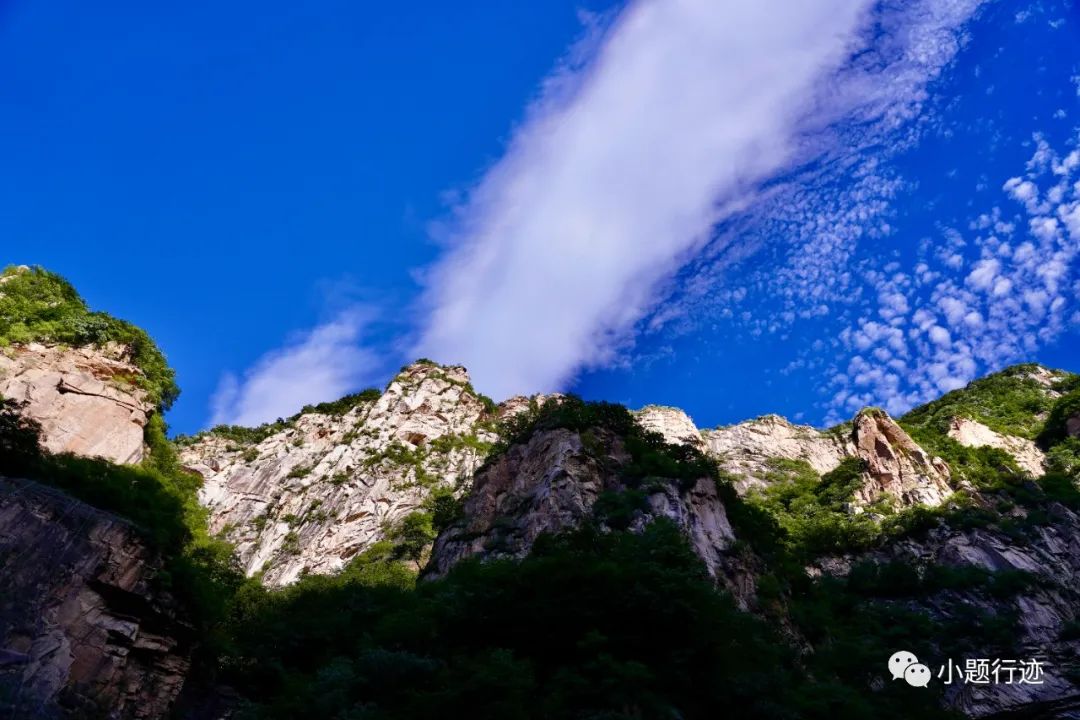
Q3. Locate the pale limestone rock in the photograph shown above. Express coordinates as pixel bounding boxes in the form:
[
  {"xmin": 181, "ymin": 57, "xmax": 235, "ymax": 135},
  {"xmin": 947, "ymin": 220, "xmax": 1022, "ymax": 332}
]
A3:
[
  {"xmin": 701, "ymin": 414, "xmax": 848, "ymax": 492},
  {"xmin": 181, "ymin": 362, "xmax": 496, "ymax": 587},
  {"xmin": 496, "ymin": 393, "xmax": 565, "ymax": 419},
  {"xmin": 630, "ymin": 405, "xmax": 954, "ymax": 511},
  {"xmin": 947, "ymin": 416, "xmax": 1046, "ymax": 476},
  {"xmin": 0, "ymin": 476, "xmax": 190, "ymax": 719},
  {"xmin": 850, "ymin": 410, "xmax": 952, "ymax": 508},
  {"xmin": 634, "ymin": 405, "xmax": 704, "ymax": 448},
  {"xmin": 0, "ymin": 343, "xmax": 152, "ymax": 464},
  {"xmin": 1022, "ymin": 365, "xmax": 1068, "ymax": 391}
]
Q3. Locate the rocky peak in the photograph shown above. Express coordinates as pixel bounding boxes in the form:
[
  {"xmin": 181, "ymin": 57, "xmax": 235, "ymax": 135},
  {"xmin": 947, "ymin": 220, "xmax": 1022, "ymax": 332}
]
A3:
[
  {"xmin": 848, "ymin": 409, "xmax": 952, "ymax": 508},
  {"xmin": 496, "ymin": 392, "xmax": 566, "ymax": 419},
  {"xmin": 0, "ymin": 342, "xmax": 153, "ymax": 464},
  {"xmin": 701, "ymin": 414, "xmax": 849, "ymax": 492},
  {"xmin": 180, "ymin": 361, "xmax": 497, "ymax": 586},
  {"xmin": 1021, "ymin": 364, "xmax": 1068, "ymax": 391},
  {"xmin": 633, "ymin": 405, "xmax": 704, "ymax": 448},
  {"xmin": 633, "ymin": 405, "xmax": 954, "ymax": 510}
]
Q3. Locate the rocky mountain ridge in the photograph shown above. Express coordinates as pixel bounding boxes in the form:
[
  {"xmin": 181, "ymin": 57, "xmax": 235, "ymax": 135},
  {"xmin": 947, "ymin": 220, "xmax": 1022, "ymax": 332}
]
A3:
[
  {"xmin": 178, "ymin": 363, "xmax": 987, "ymax": 592},
  {"xmin": 178, "ymin": 362, "xmax": 498, "ymax": 586},
  {"xmin": 3, "ymin": 267, "xmax": 1080, "ymax": 718}
]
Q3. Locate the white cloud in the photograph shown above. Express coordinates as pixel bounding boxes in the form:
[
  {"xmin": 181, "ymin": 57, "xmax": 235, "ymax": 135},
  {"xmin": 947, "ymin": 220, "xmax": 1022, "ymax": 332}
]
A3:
[
  {"xmin": 413, "ymin": 0, "xmax": 878, "ymax": 399},
  {"xmin": 209, "ymin": 309, "xmax": 382, "ymax": 427},
  {"xmin": 966, "ymin": 257, "xmax": 1000, "ymax": 290}
]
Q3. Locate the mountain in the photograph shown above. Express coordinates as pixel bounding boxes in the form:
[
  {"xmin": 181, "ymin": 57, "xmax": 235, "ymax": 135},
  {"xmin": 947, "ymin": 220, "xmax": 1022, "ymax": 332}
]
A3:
[{"xmin": 3, "ymin": 265, "xmax": 1080, "ymax": 719}]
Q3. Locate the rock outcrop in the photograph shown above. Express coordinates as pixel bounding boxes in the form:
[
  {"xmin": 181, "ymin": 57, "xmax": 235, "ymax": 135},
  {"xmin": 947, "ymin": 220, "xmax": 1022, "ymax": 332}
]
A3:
[
  {"xmin": 425, "ymin": 426, "xmax": 744, "ymax": 600},
  {"xmin": 634, "ymin": 405, "xmax": 704, "ymax": 448},
  {"xmin": 849, "ymin": 409, "xmax": 953, "ymax": 508},
  {"xmin": 681, "ymin": 409, "xmax": 954, "ymax": 509},
  {"xmin": 0, "ymin": 476, "xmax": 190, "ymax": 719},
  {"xmin": 180, "ymin": 362, "xmax": 496, "ymax": 586},
  {"xmin": 0, "ymin": 343, "xmax": 152, "ymax": 464},
  {"xmin": 948, "ymin": 416, "xmax": 1047, "ymax": 476},
  {"xmin": 702, "ymin": 414, "xmax": 849, "ymax": 491}
]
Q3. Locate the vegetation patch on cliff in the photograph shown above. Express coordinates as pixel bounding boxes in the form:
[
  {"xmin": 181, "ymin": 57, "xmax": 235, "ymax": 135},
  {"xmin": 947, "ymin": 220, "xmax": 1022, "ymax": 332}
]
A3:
[
  {"xmin": 900, "ymin": 363, "xmax": 1070, "ymax": 440},
  {"xmin": 0, "ymin": 265, "xmax": 179, "ymax": 409}
]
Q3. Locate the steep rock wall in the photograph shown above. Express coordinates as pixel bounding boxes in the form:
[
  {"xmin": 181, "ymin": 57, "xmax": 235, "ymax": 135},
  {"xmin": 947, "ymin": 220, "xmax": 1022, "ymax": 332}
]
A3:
[
  {"xmin": 0, "ymin": 343, "xmax": 152, "ymax": 464},
  {"xmin": 850, "ymin": 409, "xmax": 953, "ymax": 508},
  {"xmin": 817, "ymin": 503, "xmax": 1080, "ymax": 717},
  {"xmin": 0, "ymin": 477, "xmax": 190, "ymax": 719},
  {"xmin": 425, "ymin": 427, "xmax": 745, "ymax": 600},
  {"xmin": 703, "ymin": 414, "xmax": 849, "ymax": 491}
]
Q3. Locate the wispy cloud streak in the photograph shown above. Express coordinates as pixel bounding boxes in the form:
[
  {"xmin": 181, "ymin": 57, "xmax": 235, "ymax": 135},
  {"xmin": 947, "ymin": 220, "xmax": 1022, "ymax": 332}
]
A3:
[
  {"xmin": 414, "ymin": 0, "xmax": 878, "ymax": 398},
  {"xmin": 209, "ymin": 309, "xmax": 381, "ymax": 427}
]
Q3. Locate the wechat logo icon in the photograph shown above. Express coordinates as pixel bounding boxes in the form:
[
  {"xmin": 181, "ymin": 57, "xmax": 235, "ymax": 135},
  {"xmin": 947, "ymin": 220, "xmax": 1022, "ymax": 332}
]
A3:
[{"xmin": 889, "ymin": 651, "xmax": 931, "ymax": 687}]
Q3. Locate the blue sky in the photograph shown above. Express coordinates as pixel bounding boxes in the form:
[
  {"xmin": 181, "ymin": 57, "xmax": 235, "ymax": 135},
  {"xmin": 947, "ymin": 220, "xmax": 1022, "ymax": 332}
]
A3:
[{"xmin": 3, "ymin": 0, "xmax": 1078, "ymax": 434}]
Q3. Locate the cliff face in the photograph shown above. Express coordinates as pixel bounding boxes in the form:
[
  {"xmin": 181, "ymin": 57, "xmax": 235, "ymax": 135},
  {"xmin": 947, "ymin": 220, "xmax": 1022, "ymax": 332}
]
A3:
[
  {"xmin": 0, "ymin": 343, "xmax": 153, "ymax": 465},
  {"xmin": 179, "ymin": 362, "xmax": 496, "ymax": 586},
  {"xmin": 691, "ymin": 408, "xmax": 953, "ymax": 509},
  {"xmin": 850, "ymin": 409, "xmax": 953, "ymax": 508},
  {"xmin": 422, "ymin": 385, "xmax": 1080, "ymax": 717},
  {"xmin": 4, "ymin": 292, "xmax": 1078, "ymax": 720},
  {"xmin": 818, "ymin": 505, "xmax": 1080, "ymax": 717},
  {"xmin": 425, "ymin": 425, "xmax": 746, "ymax": 600},
  {"xmin": 0, "ymin": 476, "xmax": 190, "ymax": 719}
]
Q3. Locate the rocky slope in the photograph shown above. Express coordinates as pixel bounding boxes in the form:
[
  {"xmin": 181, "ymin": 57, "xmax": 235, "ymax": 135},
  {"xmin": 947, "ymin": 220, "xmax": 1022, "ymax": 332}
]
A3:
[
  {"xmin": 827, "ymin": 505, "xmax": 1080, "ymax": 717},
  {"xmin": 420, "ymin": 374, "xmax": 1080, "ymax": 717},
  {"xmin": 425, "ymin": 402, "xmax": 960, "ymax": 597},
  {"xmin": 0, "ymin": 476, "xmax": 190, "ymax": 719},
  {"xmin": 178, "ymin": 362, "xmax": 498, "ymax": 586},
  {"xmin": 4, "ymin": 272, "xmax": 1080, "ymax": 718},
  {"xmin": 0, "ymin": 342, "xmax": 153, "ymax": 465},
  {"xmin": 641, "ymin": 404, "xmax": 954, "ymax": 508},
  {"xmin": 948, "ymin": 416, "xmax": 1047, "ymax": 476}
]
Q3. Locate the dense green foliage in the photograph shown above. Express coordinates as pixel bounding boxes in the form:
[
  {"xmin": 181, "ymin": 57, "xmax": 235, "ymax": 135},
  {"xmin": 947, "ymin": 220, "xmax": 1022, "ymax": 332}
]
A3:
[
  {"xmin": 176, "ymin": 418, "xmax": 295, "ymax": 447},
  {"xmin": 900, "ymin": 363, "xmax": 1071, "ymax": 440},
  {"xmin": 300, "ymin": 388, "xmax": 382, "ymax": 417},
  {"xmin": 218, "ymin": 520, "xmax": 963, "ymax": 720},
  {"xmin": 742, "ymin": 457, "xmax": 880, "ymax": 559},
  {"xmin": 176, "ymin": 389, "xmax": 382, "ymax": 447},
  {"xmin": 1039, "ymin": 386, "xmax": 1080, "ymax": 447},
  {"xmin": 0, "ymin": 266, "xmax": 178, "ymax": 409}
]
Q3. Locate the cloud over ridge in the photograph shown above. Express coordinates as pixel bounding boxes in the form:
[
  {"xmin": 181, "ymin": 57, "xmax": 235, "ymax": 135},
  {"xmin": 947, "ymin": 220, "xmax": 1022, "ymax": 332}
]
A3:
[
  {"xmin": 210, "ymin": 309, "xmax": 381, "ymax": 427},
  {"xmin": 413, "ymin": 0, "xmax": 879, "ymax": 399}
]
